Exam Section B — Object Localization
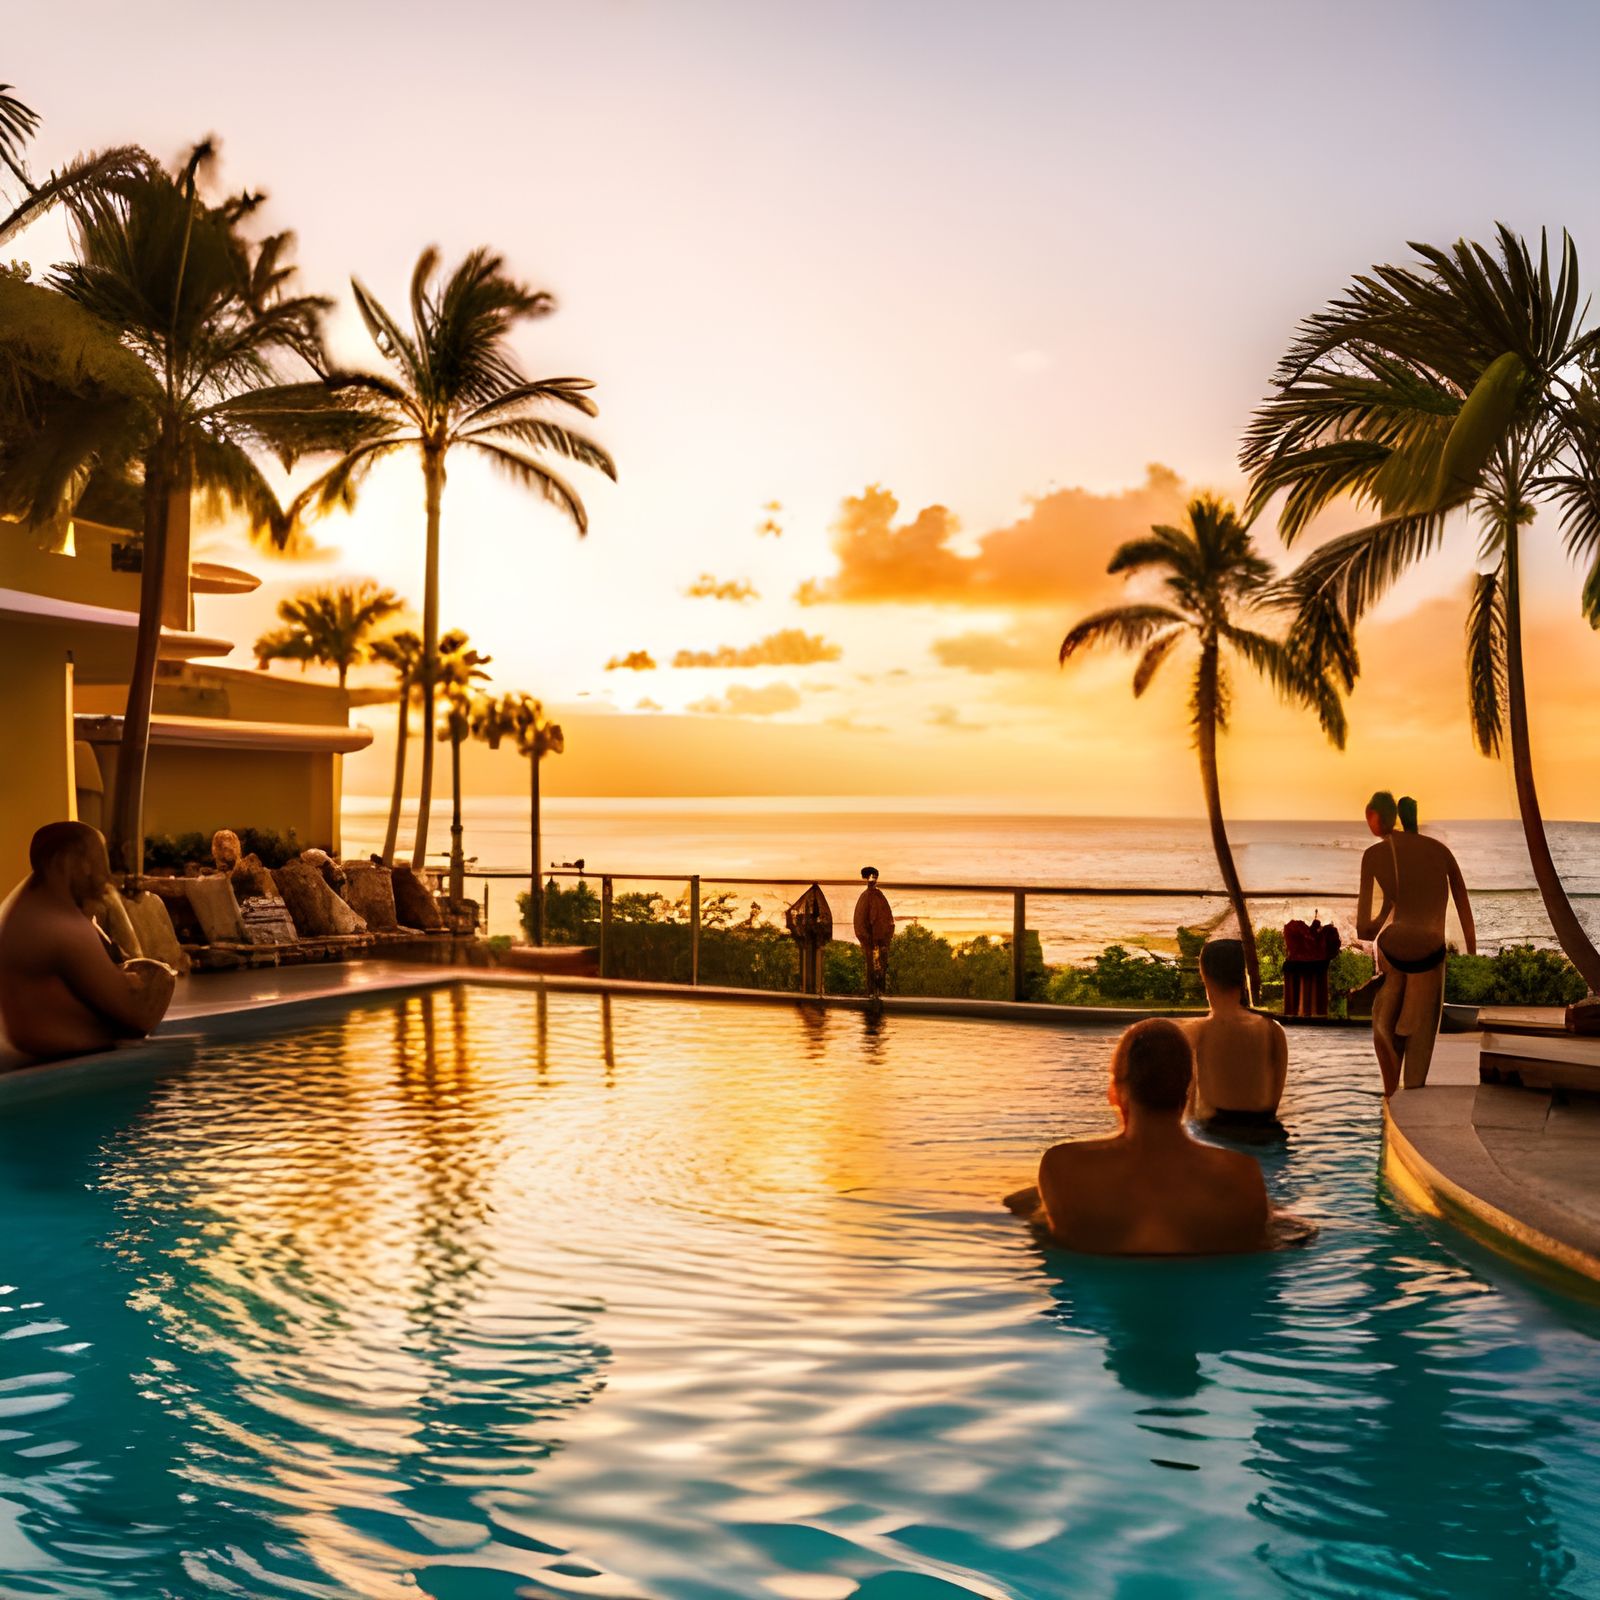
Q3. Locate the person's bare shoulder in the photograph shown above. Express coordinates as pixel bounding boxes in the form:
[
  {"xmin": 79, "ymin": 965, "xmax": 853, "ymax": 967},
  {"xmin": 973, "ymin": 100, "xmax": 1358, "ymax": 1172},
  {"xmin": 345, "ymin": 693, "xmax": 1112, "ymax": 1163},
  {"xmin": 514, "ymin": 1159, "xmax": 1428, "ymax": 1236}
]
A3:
[{"xmin": 1041, "ymin": 1135, "xmax": 1121, "ymax": 1175}]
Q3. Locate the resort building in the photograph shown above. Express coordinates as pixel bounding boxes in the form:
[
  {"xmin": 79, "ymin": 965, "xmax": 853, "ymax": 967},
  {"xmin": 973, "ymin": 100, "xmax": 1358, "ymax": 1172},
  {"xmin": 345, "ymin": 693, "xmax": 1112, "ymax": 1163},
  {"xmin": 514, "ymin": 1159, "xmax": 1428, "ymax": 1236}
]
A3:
[{"xmin": 0, "ymin": 515, "xmax": 372, "ymax": 885}]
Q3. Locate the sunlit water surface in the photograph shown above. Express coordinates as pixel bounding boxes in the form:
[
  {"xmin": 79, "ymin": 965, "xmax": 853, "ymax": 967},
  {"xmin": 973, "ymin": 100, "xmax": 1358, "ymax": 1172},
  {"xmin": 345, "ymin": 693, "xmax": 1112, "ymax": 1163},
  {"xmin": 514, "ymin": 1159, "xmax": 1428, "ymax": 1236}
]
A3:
[{"xmin": 1, "ymin": 988, "xmax": 1598, "ymax": 1598}]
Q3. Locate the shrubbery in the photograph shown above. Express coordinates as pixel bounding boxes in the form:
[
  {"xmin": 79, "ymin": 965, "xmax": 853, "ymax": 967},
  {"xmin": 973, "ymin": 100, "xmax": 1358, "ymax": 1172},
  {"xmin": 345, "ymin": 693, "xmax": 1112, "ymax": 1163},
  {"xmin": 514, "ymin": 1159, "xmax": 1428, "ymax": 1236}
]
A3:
[
  {"xmin": 143, "ymin": 827, "xmax": 319, "ymax": 871},
  {"xmin": 516, "ymin": 885, "xmax": 1588, "ymax": 1012}
]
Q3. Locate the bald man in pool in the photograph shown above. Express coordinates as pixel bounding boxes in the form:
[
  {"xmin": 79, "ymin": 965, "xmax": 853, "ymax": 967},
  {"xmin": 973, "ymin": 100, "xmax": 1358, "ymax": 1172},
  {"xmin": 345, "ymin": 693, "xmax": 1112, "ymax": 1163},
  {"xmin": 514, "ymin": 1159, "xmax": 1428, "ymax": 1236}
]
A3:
[
  {"xmin": 0, "ymin": 822, "xmax": 174, "ymax": 1063},
  {"xmin": 1004, "ymin": 1018, "xmax": 1280, "ymax": 1255}
]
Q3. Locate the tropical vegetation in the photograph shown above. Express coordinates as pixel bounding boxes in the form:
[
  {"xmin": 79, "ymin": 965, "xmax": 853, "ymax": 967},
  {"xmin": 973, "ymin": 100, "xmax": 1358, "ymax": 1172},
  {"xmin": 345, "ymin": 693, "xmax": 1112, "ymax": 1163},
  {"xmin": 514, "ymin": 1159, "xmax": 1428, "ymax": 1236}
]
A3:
[
  {"xmin": 1244, "ymin": 226, "xmax": 1600, "ymax": 994},
  {"xmin": 433, "ymin": 634, "xmax": 492, "ymax": 900},
  {"xmin": 471, "ymin": 692, "xmax": 564, "ymax": 942},
  {"xmin": 1057, "ymin": 494, "xmax": 1348, "ymax": 1000},
  {"xmin": 282, "ymin": 247, "xmax": 616, "ymax": 872},
  {"xmin": 368, "ymin": 629, "xmax": 426, "ymax": 866},
  {"xmin": 254, "ymin": 580, "xmax": 402, "ymax": 688}
]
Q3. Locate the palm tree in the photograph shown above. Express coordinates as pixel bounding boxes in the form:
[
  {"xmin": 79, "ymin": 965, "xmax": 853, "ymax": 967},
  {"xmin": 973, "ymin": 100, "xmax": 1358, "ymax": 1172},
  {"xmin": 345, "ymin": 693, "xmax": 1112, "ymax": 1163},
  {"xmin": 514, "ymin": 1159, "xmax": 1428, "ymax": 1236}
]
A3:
[
  {"xmin": 1059, "ymin": 494, "xmax": 1347, "ymax": 1002},
  {"xmin": 286, "ymin": 247, "xmax": 616, "ymax": 872},
  {"xmin": 1241, "ymin": 226, "xmax": 1600, "ymax": 993},
  {"xmin": 433, "ymin": 635, "xmax": 492, "ymax": 901},
  {"xmin": 0, "ymin": 83, "xmax": 144, "ymax": 246},
  {"xmin": 471, "ymin": 691, "xmax": 564, "ymax": 943},
  {"xmin": 4, "ymin": 145, "xmax": 361, "ymax": 873},
  {"xmin": 368, "ymin": 628, "xmax": 426, "ymax": 865},
  {"xmin": 254, "ymin": 581, "xmax": 403, "ymax": 689}
]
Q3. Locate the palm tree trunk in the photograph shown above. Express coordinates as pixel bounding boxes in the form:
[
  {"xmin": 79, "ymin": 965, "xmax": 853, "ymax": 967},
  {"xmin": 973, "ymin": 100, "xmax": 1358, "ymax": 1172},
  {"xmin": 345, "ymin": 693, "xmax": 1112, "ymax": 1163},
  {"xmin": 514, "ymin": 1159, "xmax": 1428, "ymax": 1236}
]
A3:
[
  {"xmin": 381, "ymin": 682, "xmax": 408, "ymax": 865},
  {"xmin": 1503, "ymin": 519, "xmax": 1600, "ymax": 993},
  {"xmin": 108, "ymin": 442, "xmax": 183, "ymax": 878},
  {"xmin": 530, "ymin": 751, "xmax": 543, "ymax": 946},
  {"xmin": 411, "ymin": 448, "xmax": 444, "ymax": 871},
  {"xmin": 449, "ymin": 725, "xmax": 465, "ymax": 902},
  {"xmin": 1197, "ymin": 642, "xmax": 1261, "ymax": 1003}
]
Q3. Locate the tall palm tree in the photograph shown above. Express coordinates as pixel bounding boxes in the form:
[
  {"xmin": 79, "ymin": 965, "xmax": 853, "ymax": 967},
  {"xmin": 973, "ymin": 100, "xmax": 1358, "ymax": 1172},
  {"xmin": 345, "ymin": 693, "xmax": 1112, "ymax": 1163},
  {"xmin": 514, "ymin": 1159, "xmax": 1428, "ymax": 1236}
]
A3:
[
  {"xmin": 254, "ymin": 581, "xmax": 403, "ymax": 688},
  {"xmin": 471, "ymin": 691, "xmax": 564, "ymax": 943},
  {"xmin": 433, "ymin": 635, "xmax": 492, "ymax": 901},
  {"xmin": 0, "ymin": 83, "xmax": 144, "ymax": 246},
  {"xmin": 1241, "ymin": 226, "xmax": 1600, "ymax": 993},
  {"xmin": 286, "ymin": 247, "xmax": 616, "ymax": 871},
  {"xmin": 1059, "ymin": 494, "xmax": 1347, "ymax": 1002},
  {"xmin": 8, "ymin": 145, "xmax": 361, "ymax": 873},
  {"xmin": 368, "ymin": 628, "xmax": 426, "ymax": 866}
]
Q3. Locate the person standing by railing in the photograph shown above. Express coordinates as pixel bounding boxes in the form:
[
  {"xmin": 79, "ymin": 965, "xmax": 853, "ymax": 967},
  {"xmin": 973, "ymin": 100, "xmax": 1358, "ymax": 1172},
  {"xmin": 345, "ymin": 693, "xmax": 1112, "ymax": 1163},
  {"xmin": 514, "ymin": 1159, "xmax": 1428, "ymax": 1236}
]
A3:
[{"xmin": 854, "ymin": 867, "xmax": 894, "ymax": 999}]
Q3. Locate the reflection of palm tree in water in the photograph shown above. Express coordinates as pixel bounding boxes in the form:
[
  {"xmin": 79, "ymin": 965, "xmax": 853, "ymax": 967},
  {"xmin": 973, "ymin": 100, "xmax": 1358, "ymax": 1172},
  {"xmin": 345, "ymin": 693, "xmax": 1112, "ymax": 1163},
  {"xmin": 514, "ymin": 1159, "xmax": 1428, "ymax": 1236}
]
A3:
[{"xmin": 1036, "ymin": 1240, "xmax": 1578, "ymax": 1594}]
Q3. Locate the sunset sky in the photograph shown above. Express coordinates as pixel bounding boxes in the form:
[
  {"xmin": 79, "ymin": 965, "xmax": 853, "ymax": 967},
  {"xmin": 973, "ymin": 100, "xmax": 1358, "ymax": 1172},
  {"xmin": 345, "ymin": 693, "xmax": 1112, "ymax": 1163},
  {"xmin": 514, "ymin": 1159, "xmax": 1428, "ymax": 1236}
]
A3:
[{"xmin": 10, "ymin": 0, "xmax": 1600, "ymax": 816}]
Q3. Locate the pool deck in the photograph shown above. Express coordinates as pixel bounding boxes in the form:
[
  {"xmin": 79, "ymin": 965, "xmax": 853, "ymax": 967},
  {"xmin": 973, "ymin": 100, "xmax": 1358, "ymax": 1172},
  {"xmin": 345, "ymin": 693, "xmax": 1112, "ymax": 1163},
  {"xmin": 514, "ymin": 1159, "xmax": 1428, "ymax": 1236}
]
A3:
[
  {"xmin": 7, "ymin": 962, "xmax": 1600, "ymax": 1297},
  {"xmin": 1385, "ymin": 1015, "xmax": 1600, "ymax": 1294}
]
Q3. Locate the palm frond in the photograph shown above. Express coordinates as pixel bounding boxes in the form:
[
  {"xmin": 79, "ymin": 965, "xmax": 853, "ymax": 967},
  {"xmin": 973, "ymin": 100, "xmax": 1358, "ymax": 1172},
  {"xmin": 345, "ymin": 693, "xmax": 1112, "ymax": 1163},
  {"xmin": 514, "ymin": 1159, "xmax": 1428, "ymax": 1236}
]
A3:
[
  {"xmin": 350, "ymin": 274, "xmax": 426, "ymax": 394},
  {"xmin": 1131, "ymin": 625, "xmax": 1186, "ymax": 695},
  {"xmin": 1058, "ymin": 605, "xmax": 1186, "ymax": 665},
  {"xmin": 457, "ymin": 416, "xmax": 617, "ymax": 479},
  {"xmin": 1466, "ymin": 565, "xmax": 1508, "ymax": 756},
  {"xmin": 1281, "ymin": 509, "xmax": 1447, "ymax": 624},
  {"xmin": 461, "ymin": 439, "xmax": 590, "ymax": 532},
  {"xmin": 1224, "ymin": 623, "xmax": 1348, "ymax": 748},
  {"xmin": 457, "ymin": 377, "xmax": 599, "ymax": 427}
]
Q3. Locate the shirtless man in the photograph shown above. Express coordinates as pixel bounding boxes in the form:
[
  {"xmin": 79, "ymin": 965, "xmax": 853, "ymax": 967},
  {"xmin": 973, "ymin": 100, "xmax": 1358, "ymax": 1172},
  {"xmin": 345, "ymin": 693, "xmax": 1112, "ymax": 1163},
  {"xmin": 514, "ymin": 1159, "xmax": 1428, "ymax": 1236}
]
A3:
[
  {"xmin": 1007, "ymin": 1018, "xmax": 1271, "ymax": 1255},
  {"xmin": 1357, "ymin": 791, "xmax": 1474, "ymax": 1095},
  {"xmin": 0, "ymin": 822, "xmax": 175, "ymax": 1063},
  {"xmin": 1185, "ymin": 938, "xmax": 1288, "ymax": 1133}
]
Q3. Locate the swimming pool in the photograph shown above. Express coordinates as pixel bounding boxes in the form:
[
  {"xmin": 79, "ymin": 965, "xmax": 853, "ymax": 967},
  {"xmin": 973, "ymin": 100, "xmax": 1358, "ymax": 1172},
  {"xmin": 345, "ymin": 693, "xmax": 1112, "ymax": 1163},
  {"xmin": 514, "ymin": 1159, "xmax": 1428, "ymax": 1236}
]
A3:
[{"xmin": 0, "ymin": 986, "xmax": 1597, "ymax": 1599}]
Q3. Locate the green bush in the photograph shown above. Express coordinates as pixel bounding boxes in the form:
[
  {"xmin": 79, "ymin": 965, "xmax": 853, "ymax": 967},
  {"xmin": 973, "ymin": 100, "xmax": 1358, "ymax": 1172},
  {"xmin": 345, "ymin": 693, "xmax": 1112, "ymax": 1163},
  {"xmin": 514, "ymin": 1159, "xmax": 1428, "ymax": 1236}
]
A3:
[
  {"xmin": 1329, "ymin": 946, "xmax": 1375, "ymax": 997},
  {"xmin": 1089, "ymin": 944, "xmax": 1184, "ymax": 1004},
  {"xmin": 1446, "ymin": 944, "xmax": 1585, "ymax": 1007},
  {"xmin": 143, "ymin": 827, "xmax": 315, "ymax": 872},
  {"xmin": 1253, "ymin": 925, "xmax": 1286, "ymax": 986}
]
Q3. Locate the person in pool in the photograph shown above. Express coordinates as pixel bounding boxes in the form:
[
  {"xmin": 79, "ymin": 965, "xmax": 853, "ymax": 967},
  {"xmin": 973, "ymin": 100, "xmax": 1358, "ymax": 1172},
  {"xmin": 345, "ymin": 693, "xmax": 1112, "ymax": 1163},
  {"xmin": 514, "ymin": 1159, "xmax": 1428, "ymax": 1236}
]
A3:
[
  {"xmin": 1185, "ymin": 937, "xmax": 1288, "ymax": 1135},
  {"xmin": 1005, "ymin": 1018, "xmax": 1274, "ymax": 1255},
  {"xmin": 0, "ymin": 821, "xmax": 175, "ymax": 1063},
  {"xmin": 1357, "ymin": 791, "xmax": 1474, "ymax": 1095}
]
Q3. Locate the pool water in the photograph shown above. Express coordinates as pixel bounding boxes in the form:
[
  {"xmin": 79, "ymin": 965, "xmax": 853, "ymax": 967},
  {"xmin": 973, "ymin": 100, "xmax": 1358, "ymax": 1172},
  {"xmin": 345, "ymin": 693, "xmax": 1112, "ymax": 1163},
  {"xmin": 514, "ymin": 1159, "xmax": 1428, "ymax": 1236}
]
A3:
[{"xmin": 0, "ymin": 987, "xmax": 1598, "ymax": 1599}]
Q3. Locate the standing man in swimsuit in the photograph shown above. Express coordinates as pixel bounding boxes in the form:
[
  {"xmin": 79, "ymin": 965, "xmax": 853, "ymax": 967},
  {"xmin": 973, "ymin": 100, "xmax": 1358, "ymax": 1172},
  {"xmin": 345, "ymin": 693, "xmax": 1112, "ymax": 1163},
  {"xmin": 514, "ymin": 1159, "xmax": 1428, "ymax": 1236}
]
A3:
[{"xmin": 1357, "ymin": 791, "xmax": 1475, "ymax": 1095}]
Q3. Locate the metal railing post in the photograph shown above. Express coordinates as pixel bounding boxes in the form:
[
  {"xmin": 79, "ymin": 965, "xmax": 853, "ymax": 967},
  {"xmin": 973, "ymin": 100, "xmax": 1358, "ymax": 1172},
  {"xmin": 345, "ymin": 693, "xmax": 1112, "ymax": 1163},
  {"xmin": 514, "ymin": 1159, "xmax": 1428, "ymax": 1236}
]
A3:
[
  {"xmin": 1012, "ymin": 890, "xmax": 1026, "ymax": 1002},
  {"xmin": 483, "ymin": 879, "xmax": 489, "ymax": 934},
  {"xmin": 600, "ymin": 876, "xmax": 613, "ymax": 978},
  {"xmin": 689, "ymin": 875, "xmax": 701, "ymax": 985}
]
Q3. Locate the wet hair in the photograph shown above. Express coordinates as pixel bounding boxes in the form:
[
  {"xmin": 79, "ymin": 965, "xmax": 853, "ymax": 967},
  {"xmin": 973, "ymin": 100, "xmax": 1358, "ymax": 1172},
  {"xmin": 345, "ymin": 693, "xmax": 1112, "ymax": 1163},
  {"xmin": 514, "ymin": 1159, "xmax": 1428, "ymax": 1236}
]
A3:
[
  {"xmin": 28, "ymin": 820, "xmax": 103, "ymax": 874},
  {"xmin": 1397, "ymin": 795, "xmax": 1418, "ymax": 833},
  {"xmin": 1113, "ymin": 1018, "xmax": 1194, "ymax": 1112},
  {"xmin": 1199, "ymin": 937, "xmax": 1248, "ymax": 998},
  {"xmin": 1366, "ymin": 790, "xmax": 1398, "ymax": 829}
]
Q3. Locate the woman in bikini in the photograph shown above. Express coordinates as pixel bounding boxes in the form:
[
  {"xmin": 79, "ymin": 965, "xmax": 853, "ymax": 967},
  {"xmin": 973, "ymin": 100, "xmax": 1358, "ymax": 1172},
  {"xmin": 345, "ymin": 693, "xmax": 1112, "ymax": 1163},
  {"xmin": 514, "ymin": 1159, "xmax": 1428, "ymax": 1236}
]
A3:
[{"xmin": 1356, "ymin": 791, "xmax": 1475, "ymax": 1095}]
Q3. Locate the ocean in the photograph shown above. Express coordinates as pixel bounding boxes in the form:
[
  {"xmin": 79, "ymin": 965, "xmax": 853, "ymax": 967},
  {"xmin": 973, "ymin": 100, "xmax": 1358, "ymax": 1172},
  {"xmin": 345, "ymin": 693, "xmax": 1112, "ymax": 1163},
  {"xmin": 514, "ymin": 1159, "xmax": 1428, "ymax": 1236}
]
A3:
[{"xmin": 341, "ymin": 797, "xmax": 1600, "ymax": 960}]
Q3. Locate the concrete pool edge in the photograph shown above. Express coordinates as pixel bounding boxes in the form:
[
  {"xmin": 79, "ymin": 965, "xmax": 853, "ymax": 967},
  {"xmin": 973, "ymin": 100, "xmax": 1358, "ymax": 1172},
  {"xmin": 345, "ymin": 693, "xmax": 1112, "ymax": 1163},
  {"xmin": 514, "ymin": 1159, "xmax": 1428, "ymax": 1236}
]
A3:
[{"xmin": 1384, "ymin": 1095, "xmax": 1600, "ymax": 1300}]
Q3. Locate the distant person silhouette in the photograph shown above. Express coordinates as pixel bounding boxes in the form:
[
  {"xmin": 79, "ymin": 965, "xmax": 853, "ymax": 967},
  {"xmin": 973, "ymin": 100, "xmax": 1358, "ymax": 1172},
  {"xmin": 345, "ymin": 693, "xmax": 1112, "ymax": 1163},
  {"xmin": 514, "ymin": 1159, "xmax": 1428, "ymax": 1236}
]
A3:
[
  {"xmin": 0, "ymin": 822, "xmax": 174, "ymax": 1062},
  {"xmin": 1005, "ymin": 1018, "xmax": 1275, "ymax": 1255},
  {"xmin": 853, "ymin": 867, "xmax": 893, "ymax": 999},
  {"xmin": 1185, "ymin": 938, "xmax": 1288, "ymax": 1136},
  {"xmin": 1357, "ymin": 791, "xmax": 1474, "ymax": 1094}
]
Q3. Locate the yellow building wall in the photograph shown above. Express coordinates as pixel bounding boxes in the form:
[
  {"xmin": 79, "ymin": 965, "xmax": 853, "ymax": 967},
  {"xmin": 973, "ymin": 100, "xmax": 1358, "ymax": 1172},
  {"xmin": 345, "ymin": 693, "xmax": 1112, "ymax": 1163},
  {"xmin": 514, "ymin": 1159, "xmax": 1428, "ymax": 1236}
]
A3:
[
  {"xmin": 92, "ymin": 744, "xmax": 341, "ymax": 853},
  {"xmin": 0, "ymin": 629, "xmax": 76, "ymax": 891},
  {"xmin": 0, "ymin": 520, "xmax": 143, "ymax": 615}
]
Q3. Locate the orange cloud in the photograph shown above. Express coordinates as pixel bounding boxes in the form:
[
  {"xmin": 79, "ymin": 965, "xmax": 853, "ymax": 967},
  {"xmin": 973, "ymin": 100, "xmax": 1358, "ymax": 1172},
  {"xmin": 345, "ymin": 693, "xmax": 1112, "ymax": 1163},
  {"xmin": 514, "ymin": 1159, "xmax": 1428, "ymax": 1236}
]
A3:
[
  {"xmin": 797, "ymin": 465, "xmax": 1190, "ymax": 608},
  {"xmin": 605, "ymin": 649, "xmax": 657, "ymax": 671},
  {"xmin": 688, "ymin": 682, "xmax": 803, "ymax": 716},
  {"xmin": 932, "ymin": 624, "xmax": 1060, "ymax": 674},
  {"xmin": 672, "ymin": 629, "xmax": 842, "ymax": 668},
  {"xmin": 685, "ymin": 574, "xmax": 759, "ymax": 602}
]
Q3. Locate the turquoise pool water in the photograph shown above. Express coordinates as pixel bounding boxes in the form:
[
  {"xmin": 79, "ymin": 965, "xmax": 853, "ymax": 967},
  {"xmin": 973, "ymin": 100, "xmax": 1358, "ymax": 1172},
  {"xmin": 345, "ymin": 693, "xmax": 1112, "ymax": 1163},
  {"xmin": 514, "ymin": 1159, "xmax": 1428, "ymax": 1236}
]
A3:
[{"xmin": 0, "ymin": 987, "xmax": 1597, "ymax": 1599}]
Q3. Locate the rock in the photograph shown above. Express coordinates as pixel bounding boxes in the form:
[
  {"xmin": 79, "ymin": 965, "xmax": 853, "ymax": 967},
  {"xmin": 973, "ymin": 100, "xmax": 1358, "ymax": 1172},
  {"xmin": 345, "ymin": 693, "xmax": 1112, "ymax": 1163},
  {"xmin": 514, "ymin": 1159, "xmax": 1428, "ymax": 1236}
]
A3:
[
  {"xmin": 341, "ymin": 862, "xmax": 400, "ymax": 932},
  {"xmin": 238, "ymin": 896, "xmax": 298, "ymax": 945},
  {"xmin": 391, "ymin": 864, "xmax": 445, "ymax": 931}
]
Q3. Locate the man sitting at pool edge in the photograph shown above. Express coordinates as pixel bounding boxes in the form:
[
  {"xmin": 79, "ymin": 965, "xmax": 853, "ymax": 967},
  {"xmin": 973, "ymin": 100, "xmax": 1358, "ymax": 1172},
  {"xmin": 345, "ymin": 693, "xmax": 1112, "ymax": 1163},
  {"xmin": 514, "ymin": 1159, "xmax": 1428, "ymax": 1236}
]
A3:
[
  {"xmin": 0, "ymin": 821, "xmax": 175, "ymax": 1064},
  {"xmin": 1185, "ymin": 937, "xmax": 1288, "ymax": 1135},
  {"xmin": 1005, "ymin": 1018, "xmax": 1274, "ymax": 1255}
]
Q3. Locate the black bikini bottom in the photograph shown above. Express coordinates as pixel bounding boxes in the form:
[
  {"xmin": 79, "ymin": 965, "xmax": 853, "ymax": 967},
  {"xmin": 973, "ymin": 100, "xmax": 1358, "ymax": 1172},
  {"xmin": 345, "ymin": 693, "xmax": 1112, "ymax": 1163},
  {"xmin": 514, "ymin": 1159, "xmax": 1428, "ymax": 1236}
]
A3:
[
  {"xmin": 1379, "ymin": 941, "xmax": 1447, "ymax": 975},
  {"xmin": 1203, "ymin": 1108, "xmax": 1286, "ymax": 1137}
]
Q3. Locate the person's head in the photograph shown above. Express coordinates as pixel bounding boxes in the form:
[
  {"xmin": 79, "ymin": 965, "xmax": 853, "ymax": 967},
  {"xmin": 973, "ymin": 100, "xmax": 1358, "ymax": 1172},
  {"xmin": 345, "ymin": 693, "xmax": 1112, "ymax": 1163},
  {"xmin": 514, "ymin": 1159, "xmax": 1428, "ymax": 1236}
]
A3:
[
  {"xmin": 1397, "ymin": 795, "xmax": 1418, "ymax": 833},
  {"xmin": 1109, "ymin": 1018, "xmax": 1193, "ymax": 1123},
  {"xmin": 29, "ymin": 821, "xmax": 111, "ymax": 910},
  {"xmin": 1199, "ymin": 937, "xmax": 1249, "ymax": 1007},
  {"xmin": 860, "ymin": 865, "xmax": 879, "ymax": 884},
  {"xmin": 1365, "ymin": 790, "xmax": 1398, "ymax": 838}
]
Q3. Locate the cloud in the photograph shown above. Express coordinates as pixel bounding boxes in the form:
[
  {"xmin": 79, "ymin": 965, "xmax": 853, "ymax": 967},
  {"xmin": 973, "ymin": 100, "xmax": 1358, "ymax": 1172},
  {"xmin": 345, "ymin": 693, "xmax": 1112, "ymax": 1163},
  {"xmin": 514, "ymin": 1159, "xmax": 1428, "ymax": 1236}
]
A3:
[
  {"xmin": 635, "ymin": 696, "xmax": 663, "ymax": 712},
  {"xmin": 686, "ymin": 574, "xmax": 759, "ymax": 602},
  {"xmin": 929, "ymin": 704, "xmax": 982, "ymax": 731},
  {"xmin": 826, "ymin": 713, "xmax": 889, "ymax": 734},
  {"xmin": 796, "ymin": 465, "xmax": 1190, "ymax": 609},
  {"xmin": 688, "ymin": 682, "xmax": 803, "ymax": 717},
  {"xmin": 932, "ymin": 627, "xmax": 1055, "ymax": 674},
  {"xmin": 605, "ymin": 649, "xmax": 657, "ymax": 671},
  {"xmin": 672, "ymin": 629, "xmax": 842, "ymax": 669}
]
